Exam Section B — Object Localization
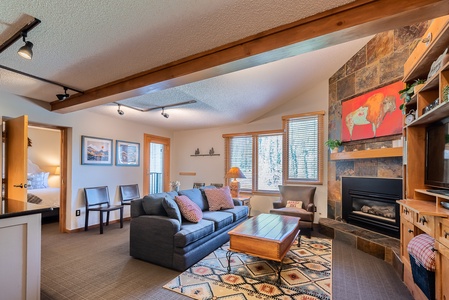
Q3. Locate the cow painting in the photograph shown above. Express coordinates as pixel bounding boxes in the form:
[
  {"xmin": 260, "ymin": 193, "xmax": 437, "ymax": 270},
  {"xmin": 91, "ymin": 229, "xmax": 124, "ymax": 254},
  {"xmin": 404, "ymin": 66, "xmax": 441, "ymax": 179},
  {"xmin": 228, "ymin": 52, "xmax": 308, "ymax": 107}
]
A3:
[{"xmin": 341, "ymin": 81, "xmax": 403, "ymax": 142}]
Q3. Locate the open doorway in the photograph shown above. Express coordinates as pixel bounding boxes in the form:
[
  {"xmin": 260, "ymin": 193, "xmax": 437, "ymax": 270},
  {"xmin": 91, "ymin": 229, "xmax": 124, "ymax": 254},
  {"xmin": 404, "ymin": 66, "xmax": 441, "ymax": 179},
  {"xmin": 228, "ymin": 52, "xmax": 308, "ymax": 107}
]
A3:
[{"xmin": 143, "ymin": 134, "xmax": 170, "ymax": 195}]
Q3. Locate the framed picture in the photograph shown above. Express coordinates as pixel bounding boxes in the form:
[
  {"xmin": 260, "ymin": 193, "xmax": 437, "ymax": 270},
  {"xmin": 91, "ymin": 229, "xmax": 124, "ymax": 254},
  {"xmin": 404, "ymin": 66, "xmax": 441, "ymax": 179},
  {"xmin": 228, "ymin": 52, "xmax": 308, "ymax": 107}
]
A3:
[
  {"xmin": 81, "ymin": 136, "xmax": 113, "ymax": 165},
  {"xmin": 116, "ymin": 140, "xmax": 140, "ymax": 166},
  {"xmin": 341, "ymin": 81, "xmax": 403, "ymax": 142}
]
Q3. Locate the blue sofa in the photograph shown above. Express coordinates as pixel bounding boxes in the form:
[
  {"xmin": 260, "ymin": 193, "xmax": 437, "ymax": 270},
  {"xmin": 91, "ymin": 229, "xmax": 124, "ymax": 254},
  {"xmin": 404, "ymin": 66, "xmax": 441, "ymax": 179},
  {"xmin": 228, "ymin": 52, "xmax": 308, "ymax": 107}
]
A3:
[{"xmin": 130, "ymin": 187, "xmax": 248, "ymax": 271}]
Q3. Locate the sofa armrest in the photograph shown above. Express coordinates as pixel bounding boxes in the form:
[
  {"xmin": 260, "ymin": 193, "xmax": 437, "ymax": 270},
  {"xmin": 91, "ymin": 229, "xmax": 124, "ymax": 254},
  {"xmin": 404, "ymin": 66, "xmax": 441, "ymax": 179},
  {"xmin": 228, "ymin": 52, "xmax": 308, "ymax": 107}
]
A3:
[
  {"xmin": 273, "ymin": 201, "xmax": 284, "ymax": 209},
  {"xmin": 131, "ymin": 215, "xmax": 181, "ymax": 237},
  {"xmin": 131, "ymin": 198, "xmax": 146, "ymax": 218},
  {"xmin": 307, "ymin": 203, "xmax": 316, "ymax": 212}
]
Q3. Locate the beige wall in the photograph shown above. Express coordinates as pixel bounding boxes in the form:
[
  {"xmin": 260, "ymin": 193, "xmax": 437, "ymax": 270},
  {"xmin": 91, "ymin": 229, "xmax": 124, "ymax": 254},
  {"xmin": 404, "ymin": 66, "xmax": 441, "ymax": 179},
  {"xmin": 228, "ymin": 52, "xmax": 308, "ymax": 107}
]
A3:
[
  {"xmin": 1, "ymin": 91, "xmax": 172, "ymax": 230},
  {"xmin": 172, "ymin": 80, "xmax": 330, "ymax": 221}
]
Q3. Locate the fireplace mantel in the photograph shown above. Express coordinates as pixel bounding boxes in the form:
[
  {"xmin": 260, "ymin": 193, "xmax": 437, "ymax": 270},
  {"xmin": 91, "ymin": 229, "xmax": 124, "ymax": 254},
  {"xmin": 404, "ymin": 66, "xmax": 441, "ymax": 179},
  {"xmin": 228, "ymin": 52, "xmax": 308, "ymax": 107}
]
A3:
[{"xmin": 330, "ymin": 147, "xmax": 403, "ymax": 161}]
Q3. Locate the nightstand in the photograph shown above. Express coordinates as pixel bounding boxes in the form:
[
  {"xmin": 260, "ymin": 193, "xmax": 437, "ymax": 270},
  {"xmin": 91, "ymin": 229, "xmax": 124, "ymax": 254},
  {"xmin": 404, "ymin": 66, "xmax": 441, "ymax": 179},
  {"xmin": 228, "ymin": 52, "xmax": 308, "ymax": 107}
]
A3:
[{"xmin": 234, "ymin": 196, "xmax": 251, "ymax": 216}]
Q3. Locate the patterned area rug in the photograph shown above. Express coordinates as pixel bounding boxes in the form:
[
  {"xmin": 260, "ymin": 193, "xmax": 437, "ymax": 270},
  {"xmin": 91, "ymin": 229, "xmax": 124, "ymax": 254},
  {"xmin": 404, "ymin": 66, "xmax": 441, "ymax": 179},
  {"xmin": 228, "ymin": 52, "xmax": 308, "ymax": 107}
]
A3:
[{"xmin": 164, "ymin": 236, "xmax": 332, "ymax": 300}]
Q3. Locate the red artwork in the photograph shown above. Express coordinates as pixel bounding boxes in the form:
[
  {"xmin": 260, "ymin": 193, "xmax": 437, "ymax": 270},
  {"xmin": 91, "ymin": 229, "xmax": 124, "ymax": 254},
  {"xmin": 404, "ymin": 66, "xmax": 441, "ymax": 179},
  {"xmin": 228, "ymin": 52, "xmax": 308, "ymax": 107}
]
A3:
[{"xmin": 341, "ymin": 81, "xmax": 404, "ymax": 142}]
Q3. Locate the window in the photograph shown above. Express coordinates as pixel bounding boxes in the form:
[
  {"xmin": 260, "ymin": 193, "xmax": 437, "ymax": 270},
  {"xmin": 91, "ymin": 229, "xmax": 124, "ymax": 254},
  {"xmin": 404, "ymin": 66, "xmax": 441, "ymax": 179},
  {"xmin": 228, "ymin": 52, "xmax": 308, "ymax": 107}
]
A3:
[
  {"xmin": 224, "ymin": 130, "xmax": 283, "ymax": 193},
  {"xmin": 282, "ymin": 111, "xmax": 324, "ymax": 184}
]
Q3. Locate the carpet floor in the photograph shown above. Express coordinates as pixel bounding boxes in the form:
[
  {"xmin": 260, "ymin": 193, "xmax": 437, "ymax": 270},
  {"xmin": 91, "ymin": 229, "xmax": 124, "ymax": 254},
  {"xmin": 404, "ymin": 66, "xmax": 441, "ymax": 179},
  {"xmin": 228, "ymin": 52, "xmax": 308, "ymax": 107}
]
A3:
[
  {"xmin": 40, "ymin": 221, "xmax": 412, "ymax": 299},
  {"xmin": 164, "ymin": 237, "xmax": 332, "ymax": 299}
]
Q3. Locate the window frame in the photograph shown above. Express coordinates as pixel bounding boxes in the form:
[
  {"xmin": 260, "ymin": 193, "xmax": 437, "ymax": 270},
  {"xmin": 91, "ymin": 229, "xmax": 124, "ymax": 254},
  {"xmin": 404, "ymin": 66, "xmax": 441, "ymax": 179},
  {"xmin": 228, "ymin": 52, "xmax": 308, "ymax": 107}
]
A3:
[
  {"xmin": 223, "ymin": 129, "xmax": 284, "ymax": 194},
  {"xmin": 282, "ymin": 111, "xmax": 325, "ymax": 185}
]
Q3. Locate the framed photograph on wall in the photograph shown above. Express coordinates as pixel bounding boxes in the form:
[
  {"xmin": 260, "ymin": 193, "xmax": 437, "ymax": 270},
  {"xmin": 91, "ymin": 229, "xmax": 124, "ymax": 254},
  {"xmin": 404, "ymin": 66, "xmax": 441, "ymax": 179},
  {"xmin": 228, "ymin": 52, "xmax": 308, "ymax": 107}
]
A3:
[
  {"xmin": 81, "ymin": 135, "xmax": 113, "ymax": 165},
  {"xmin": 116, "ymin": 140, "xmax": 140, "ymax": 166}
]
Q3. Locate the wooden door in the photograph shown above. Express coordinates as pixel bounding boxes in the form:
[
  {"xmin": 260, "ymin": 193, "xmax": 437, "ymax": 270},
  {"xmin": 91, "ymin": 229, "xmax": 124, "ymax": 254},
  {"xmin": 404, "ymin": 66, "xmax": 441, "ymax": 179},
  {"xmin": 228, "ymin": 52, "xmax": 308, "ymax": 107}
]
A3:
[
  {"xmin": 143, "ymin": 134, "xmax": 170, "ymax": 195},
  {"xmin": 5, "ymin": 115, "xmax": 28, "ymax": 202}
]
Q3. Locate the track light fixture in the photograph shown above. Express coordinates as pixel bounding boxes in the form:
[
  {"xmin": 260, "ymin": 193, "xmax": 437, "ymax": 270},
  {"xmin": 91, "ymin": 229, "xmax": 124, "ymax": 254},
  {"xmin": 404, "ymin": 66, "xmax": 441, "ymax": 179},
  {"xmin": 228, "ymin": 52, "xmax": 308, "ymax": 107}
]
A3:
[
  {"xmin": 161, "ymin": 108, "xmax": 169, "ymax": 119},
  {"xmin": 56, "ymin": 87, "xmax": 70, "ymax": 101},
  {"xmin": 117, "ymin": 104, "xmax": 124, "ymax": 115},
  {"xmin": 17, "ymin": 32, "xmax": 33, "ymax": 59}
]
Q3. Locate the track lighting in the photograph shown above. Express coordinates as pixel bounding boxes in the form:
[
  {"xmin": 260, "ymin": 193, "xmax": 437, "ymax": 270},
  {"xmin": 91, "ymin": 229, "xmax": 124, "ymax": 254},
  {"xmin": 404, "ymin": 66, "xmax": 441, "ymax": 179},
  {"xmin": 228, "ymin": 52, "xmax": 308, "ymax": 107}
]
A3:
[
  {"xmin": 56, "ymin": 87, "xmax": 70, "ymax": 101},
  {"xmin": 117, "ymin": 104, "xmax": 124, "ymax": 115},
  {"xmin": 161, "ymin": 108, "xmax": 169, "ymax": 119},
  {"xmin": 17, "ymin": 32, "xmax": 33, "ymax": 60}
]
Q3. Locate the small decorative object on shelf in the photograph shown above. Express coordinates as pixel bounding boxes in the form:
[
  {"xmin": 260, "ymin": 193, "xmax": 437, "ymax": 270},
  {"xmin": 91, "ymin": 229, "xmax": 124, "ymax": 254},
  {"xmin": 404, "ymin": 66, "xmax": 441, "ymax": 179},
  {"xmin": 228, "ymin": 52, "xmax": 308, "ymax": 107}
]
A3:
[
  {"xmin": 405, "ymin": 109, "xmax": 416, "ymax": 125},
  {"xmin": 427, "ymin": 48, "xmax": 447, "ymax": 79},
  {"xmin": 170, "ymin": 181, "xmax": 180, "ymax": 192},
  {"xmin": 325, "ymin": 139, "xmax": 342, "ymax": 153},
  {"xmin": 195, "ymin": 148, "xmax": 200, "ymax": 155},
  {"xmin": 443, "ymin": 85, "xmax": 449, "ymax": 102},
  {"xmin": 209, "ymin": 147, "xmax": 214, "ymax": 155}
]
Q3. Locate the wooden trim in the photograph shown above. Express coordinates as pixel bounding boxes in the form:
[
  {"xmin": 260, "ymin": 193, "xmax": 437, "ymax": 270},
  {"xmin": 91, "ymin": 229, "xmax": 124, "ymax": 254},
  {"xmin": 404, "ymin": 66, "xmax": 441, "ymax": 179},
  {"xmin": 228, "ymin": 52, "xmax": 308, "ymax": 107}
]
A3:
[
  {"xmin": 143, "ymin": 134, "xmax": 171, "ymax": 195},
  {"xmin": 50, "ymin": 0, "xmax": 449, "ymax": 113},
  {"xmin": 179, "ymin": 172, "xmax": 196, "ymax": 176},
  {"xmin": 330, "ymin": 147, "xmax": 403, "ymax": 160}
]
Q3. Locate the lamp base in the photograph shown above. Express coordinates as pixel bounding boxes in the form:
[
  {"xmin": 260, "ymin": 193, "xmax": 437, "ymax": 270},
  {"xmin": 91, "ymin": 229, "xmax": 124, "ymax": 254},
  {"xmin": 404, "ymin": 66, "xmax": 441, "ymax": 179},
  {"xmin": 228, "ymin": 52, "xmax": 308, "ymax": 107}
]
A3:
[{"xmin": 230, "ymin": 180, "xmax": 240, "ymax": 198}]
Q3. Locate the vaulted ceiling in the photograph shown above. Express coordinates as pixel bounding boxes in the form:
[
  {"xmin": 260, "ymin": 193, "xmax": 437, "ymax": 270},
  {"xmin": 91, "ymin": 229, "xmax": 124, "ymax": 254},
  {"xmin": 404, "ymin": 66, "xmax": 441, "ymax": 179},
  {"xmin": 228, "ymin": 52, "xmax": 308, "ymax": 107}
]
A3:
[{"xmin": 1, "ymin": 0, "xmax": 447, "ymax": 130}]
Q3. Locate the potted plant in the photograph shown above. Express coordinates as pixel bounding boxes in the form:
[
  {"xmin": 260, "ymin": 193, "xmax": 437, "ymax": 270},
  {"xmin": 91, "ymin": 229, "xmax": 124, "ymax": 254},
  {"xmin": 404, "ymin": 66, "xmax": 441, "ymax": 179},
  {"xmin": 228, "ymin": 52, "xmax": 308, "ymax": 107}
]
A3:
[
  {"xmin": 325, "ymin": 139, "xmax": 342, "ymax": 153},
  {"xmin": 399, "ymin": 79, "xmax": 426, "ymax": 113}
]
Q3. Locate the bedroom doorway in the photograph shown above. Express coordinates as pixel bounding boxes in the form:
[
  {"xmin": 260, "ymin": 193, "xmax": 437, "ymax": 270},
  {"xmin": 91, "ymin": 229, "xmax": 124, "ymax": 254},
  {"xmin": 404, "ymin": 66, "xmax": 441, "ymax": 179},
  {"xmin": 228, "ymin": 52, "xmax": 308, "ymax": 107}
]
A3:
[{"xmin": 143, "ymin": 134, "xmax": 170, "ymax": 195}]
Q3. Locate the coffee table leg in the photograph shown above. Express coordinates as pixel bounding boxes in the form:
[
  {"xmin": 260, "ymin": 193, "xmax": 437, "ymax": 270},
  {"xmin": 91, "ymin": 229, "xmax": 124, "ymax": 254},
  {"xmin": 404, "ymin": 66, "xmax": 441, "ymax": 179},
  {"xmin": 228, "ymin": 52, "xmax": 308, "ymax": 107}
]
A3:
[
  {"xmin": 226, "ymin": 251, "xmax": 234, "ymax": 272},
  {"xmin": 277, "ymin": 260, "xmax": 284, "ymax": 284}
]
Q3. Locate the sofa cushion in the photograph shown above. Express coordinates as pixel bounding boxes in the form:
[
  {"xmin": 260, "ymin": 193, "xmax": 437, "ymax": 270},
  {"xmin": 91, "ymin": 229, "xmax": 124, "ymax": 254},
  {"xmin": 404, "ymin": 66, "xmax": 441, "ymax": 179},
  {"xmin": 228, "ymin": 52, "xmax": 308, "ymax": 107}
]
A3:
[
  {"xmin": 142, "ymin": 191, "xmax": 178, "ymax": 215},
  {"xmin": 162, "ymin": 195, "xmax": 182, "ymax": 223},
  {"xmin": 174, "ymin": 195, "xmax": 203, "ymax": 223},
  {"xmin": 220, "ymin": 206, "xmax": 248, "ymax": 221},
  {"xmin": 174, "ymin": 219, "xmax": 214, "ymax": 247},
  {"xmin": 202, "ymin": 211, "xmax": 234, "ymax": 230},
  {"xmin": 204, "ymin": 186, "xmax": 234, "ymax": 211},
  {"xmin": 178, "ymin": 188, "xmax": 209, "ymax": 211}
]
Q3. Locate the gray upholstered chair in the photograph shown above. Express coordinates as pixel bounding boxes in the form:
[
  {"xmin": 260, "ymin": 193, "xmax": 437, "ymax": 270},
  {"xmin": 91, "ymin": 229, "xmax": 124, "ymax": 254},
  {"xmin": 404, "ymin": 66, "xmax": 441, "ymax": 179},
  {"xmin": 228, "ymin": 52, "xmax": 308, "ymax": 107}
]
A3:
[{"xmin": 270, "ymin": 185, "xmax": 316, "ymax": 237}]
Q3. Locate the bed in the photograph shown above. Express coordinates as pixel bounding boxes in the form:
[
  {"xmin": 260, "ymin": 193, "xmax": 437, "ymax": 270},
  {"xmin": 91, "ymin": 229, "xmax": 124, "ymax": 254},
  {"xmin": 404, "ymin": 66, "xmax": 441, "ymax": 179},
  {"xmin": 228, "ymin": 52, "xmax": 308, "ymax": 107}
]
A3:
[{"xmin": 27, "ymin": 159, "xmax": 60, "ymax": 222}]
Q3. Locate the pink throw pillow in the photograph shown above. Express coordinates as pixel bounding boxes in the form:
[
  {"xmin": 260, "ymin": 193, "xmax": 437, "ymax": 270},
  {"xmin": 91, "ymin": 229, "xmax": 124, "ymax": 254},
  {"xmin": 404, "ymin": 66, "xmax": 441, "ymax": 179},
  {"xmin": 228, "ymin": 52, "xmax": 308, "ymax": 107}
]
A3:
[
  {"xmin": 204, "ymin": 186, "xmax": 235, "ymax": 211},
  {"xmin": 174, "ymin": 195, "xmax": 203, "ymax": 223}
]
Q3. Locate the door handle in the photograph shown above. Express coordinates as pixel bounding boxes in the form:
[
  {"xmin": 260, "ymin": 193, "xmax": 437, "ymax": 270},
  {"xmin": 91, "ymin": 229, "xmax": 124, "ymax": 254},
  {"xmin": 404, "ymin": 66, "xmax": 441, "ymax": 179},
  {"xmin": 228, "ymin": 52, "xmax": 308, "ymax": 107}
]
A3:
[{"xmin": 13, "ymin": 183, "xmax": 28, "ymax": 188}]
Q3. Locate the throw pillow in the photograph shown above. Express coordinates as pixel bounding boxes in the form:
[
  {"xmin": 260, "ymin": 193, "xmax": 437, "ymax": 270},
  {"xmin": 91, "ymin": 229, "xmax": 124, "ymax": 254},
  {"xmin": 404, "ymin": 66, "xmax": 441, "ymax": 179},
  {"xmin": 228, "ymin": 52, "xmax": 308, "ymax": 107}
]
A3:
[
  {"xmin": 174, "ymin": 195, "xmax": 203, "ymax": 223},
  {"xmin": 286, "ymin": 200, "xmax": 303, "ymax": 208},
  {"xmin": 27, "ymin": 193, "xmax": 43, "ymax": 204},
  {"xmin": 162, "ymin": 195, "xmax": 182, "ymax": 223},
  {"xmin": 204, "ymin": 186, "xmax": 234, "ymax": 211}
]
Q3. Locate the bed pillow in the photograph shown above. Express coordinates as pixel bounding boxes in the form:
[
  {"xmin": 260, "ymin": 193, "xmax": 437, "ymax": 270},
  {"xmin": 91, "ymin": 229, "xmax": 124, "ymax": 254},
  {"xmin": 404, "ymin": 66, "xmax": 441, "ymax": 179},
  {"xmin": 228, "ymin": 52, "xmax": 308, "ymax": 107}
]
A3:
[
  {"xmin": 204, "ymin": 186, "xmax": 234, "ymax": 211},
  {"xmin": 174, "ymin": 195, "xmax": 202, "ymax": 223},
  {"xmin": 27, "ymin": 172, "xmax": 47, "ymax": 190},
  {"xmin": 286, "ymin": 200, "xmax": 303, "ymax": 209}
]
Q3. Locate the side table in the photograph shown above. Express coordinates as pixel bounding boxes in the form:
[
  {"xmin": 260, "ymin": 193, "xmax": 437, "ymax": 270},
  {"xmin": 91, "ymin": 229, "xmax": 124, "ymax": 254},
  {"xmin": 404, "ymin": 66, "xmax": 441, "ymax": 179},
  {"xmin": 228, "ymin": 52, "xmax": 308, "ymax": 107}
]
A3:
[{"xmin": 233, "ymin": 196, "xmax": 251, "ymax": 216}]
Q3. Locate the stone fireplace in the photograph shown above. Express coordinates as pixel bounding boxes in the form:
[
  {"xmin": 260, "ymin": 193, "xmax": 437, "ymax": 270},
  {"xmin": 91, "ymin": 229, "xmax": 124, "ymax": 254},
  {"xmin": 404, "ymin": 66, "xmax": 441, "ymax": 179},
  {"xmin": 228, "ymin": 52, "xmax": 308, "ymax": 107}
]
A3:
[{"xmin": 342, "ymin": 177, "xmax": 402, "ymax": 238}]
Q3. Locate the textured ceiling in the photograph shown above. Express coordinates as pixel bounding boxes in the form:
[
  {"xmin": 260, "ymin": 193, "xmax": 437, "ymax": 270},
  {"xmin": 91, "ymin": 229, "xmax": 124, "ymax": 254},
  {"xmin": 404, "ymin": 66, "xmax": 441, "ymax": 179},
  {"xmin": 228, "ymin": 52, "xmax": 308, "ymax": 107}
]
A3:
[{"xmin": 0, "ymin": 0, "xmax": 374, "ymax": 130}]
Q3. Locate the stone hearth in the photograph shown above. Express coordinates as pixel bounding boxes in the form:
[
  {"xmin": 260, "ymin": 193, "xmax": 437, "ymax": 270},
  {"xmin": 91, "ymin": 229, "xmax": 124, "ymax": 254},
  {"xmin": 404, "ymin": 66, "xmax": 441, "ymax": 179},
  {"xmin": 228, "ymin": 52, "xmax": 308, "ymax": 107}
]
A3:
[{"xmin": 319, "ymin": 218, "xmax": 403, "ymax": 278}]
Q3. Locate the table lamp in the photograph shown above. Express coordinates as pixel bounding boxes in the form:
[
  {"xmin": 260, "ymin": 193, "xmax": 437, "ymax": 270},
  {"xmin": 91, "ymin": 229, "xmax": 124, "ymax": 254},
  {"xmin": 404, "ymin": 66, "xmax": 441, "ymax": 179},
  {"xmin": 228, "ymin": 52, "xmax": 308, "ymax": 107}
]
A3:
[{"xmin": 225, "ymin": 167, "xmax": 246, "ymax": 198}]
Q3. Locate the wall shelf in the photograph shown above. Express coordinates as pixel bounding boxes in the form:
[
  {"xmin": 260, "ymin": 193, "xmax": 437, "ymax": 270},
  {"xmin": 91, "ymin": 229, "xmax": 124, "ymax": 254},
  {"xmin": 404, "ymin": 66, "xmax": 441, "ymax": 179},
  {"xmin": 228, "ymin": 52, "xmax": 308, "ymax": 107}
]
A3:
[
  {"xmin": 330, "ymin": 147, "xmax": 403, "ymax": 160},
  {"xmin": 190, "ymin": 154, "xmax": 220, "ymax": 157}
]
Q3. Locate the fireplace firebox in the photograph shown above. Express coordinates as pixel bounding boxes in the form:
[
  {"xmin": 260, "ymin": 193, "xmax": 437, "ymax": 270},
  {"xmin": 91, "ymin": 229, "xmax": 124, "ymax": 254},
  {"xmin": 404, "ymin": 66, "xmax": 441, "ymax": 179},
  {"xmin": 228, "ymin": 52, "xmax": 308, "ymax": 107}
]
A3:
[{"xmin": 342, "ymin": 177, "xmax": 402, "ymax": 238}]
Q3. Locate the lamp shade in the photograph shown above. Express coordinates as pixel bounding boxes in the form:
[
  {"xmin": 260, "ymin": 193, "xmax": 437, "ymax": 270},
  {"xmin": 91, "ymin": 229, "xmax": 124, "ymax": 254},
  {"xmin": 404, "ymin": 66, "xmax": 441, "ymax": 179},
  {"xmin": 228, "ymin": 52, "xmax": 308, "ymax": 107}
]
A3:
[
  {"xmin": 225, "ymin": 167, "xmax": 246, "ymax": 179},
  {"xmin": 55, "ymin": 166, "xmax": 60, "ymax": 175},
  {"xmin": 18, "ymin": 41, "xmax": 33, "ymax": 59}
]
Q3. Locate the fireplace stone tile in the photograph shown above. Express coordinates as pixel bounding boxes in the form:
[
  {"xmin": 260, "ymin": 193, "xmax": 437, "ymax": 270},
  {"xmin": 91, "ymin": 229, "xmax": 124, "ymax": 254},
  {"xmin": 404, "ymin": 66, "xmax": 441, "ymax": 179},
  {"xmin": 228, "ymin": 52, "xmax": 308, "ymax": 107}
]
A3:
[
  {"xmin": 335, "ymin": 230, "xmax": 357, "ymax": 247},
  {"xmin": 357, "ymin": 237, "xmax": 385, "ymax": 260}
]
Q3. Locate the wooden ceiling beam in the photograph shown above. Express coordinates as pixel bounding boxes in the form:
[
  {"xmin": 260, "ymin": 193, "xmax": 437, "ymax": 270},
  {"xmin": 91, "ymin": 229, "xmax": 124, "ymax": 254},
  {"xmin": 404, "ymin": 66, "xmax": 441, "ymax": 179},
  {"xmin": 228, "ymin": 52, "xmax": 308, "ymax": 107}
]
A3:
[{"xmin": 51, "ymin": 0, "xmax": 449, "ymax": 113}]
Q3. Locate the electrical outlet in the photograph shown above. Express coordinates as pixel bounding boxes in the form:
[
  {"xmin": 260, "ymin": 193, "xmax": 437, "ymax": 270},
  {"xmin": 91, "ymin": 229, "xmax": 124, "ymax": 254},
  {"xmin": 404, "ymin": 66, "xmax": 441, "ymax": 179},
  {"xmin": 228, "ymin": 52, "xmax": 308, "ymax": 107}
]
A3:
[{"xmin": 76, "ymin": 210, "xmax": 81, "ymax": 216}]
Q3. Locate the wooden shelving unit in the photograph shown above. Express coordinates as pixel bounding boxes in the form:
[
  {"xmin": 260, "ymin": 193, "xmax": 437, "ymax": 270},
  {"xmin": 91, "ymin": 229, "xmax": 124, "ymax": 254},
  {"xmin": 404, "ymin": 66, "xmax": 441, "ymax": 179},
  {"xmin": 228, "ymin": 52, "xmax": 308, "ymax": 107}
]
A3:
[{"xmin": 330, "ymin": 147, "xmax": 403, "ymax": 161}]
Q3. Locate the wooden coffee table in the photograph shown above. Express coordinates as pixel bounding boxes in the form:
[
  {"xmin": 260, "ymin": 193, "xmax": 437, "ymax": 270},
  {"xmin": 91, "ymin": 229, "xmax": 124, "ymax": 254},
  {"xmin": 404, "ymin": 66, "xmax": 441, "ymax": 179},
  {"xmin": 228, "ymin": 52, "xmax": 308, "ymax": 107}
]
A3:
[{"xmin": 227, "ymin": 213, "xmax": 300, "ymax": 281}]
